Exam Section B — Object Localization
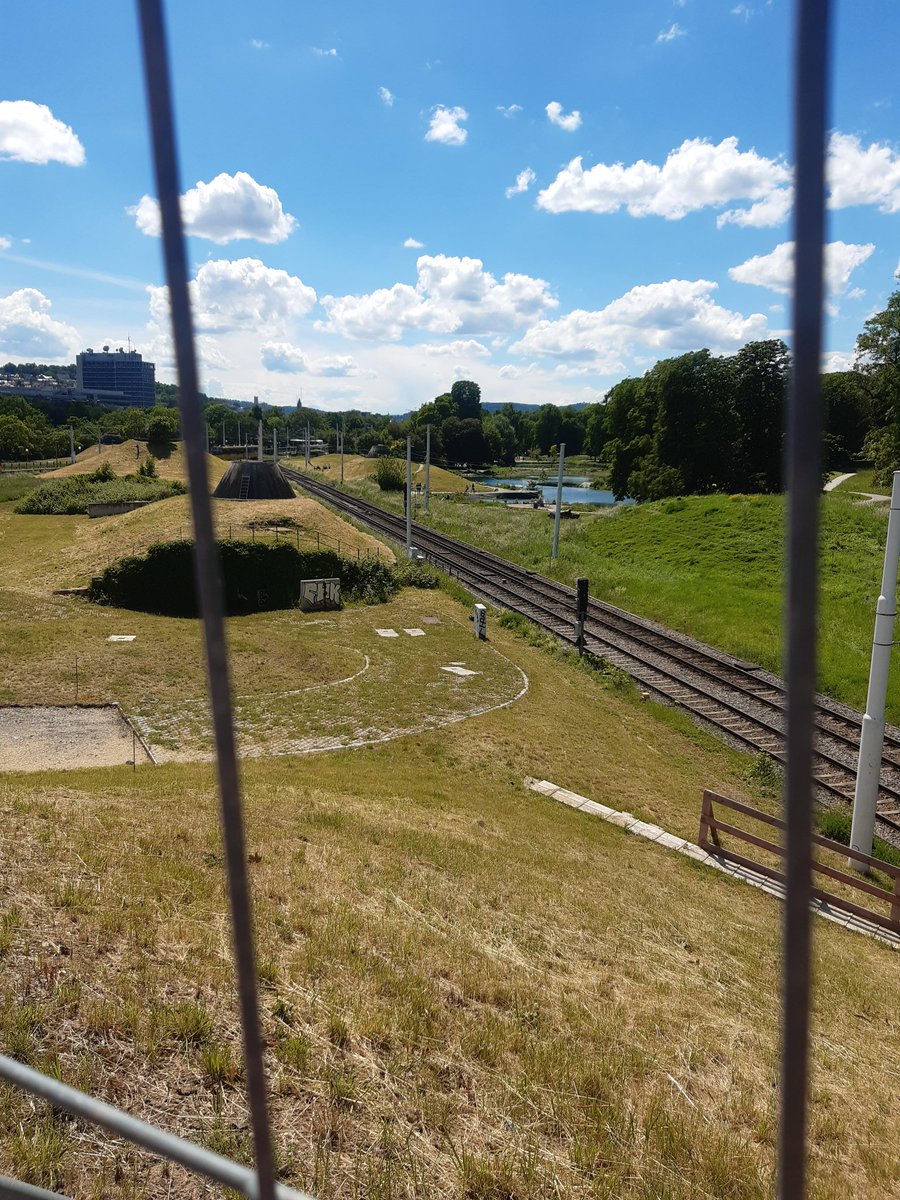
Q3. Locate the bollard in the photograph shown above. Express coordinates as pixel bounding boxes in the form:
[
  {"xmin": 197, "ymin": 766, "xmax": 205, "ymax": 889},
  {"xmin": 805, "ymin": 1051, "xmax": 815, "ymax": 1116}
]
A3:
[{"xmin": 474, "ymin": 603, "xmax": 487, "ymax": 641}]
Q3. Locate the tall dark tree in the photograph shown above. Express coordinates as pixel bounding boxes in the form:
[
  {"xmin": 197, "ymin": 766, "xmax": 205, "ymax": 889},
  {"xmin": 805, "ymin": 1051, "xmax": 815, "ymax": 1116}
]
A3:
[
  {"xmin": 649, "ymin": 350, "xmax": 736, "ymax": 493},
  {"xmin": 730, "ymin": 339, "xmax": 789, "ymax": 492},
  {"xmin": 450, "ymin": 379, "xmax": 482, "ymax": 422}
]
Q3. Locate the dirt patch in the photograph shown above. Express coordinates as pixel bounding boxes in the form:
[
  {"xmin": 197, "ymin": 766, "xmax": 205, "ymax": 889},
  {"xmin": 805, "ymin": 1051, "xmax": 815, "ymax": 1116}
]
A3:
[{"xmin": 0, "ymin": 706, "xmax": 152, "ymax": 772}]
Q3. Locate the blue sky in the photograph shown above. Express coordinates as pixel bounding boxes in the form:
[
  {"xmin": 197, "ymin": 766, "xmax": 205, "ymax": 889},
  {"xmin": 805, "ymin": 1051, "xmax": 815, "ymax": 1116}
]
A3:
[{"xmin": 0, "ymin": 0, "xmax": 897, "ymax": 412}]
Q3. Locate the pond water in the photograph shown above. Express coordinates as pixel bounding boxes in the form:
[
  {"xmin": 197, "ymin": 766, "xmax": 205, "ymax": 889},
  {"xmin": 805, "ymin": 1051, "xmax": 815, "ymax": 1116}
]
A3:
[{"xmin": 478, "ymin": 476, "xmax": 632, "ymax": 507}]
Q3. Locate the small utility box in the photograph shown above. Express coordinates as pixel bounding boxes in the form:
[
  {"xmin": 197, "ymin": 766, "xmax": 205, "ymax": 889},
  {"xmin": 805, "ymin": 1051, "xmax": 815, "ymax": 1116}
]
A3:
[
  {"xmin": 473, "ymin": 603, "xmax": 487, "ymax": 640},
  {"xmin": 299, "ymin": 577, "xmax": 341, "ymax": 612}
]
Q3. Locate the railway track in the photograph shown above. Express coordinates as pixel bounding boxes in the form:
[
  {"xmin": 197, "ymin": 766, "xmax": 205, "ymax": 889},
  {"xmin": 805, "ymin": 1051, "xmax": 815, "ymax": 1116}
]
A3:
[{"xmin": 284, "ymin": 468, "xmax": 900, "ymax": 841}]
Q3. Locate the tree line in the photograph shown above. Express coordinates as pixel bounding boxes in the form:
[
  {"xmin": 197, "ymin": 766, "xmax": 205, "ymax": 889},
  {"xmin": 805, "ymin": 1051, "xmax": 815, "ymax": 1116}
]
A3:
[{"xmin": 3, "ymin": 279, "xmax": 897, "ymax": 493}]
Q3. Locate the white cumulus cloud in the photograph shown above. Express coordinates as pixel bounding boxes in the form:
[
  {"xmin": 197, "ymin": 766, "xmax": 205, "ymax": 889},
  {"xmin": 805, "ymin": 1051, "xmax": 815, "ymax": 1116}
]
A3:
[
  {"xmin": 505, "ymin": 167, "xmax": 536, "ymax": 198},
  {"xmin": 822, "ymin": 350, "xmax": 855, "ymax": 373},
  {"xmin": 827, "ymin": 131, "xmax": 900, "ymax": 213},
  {"xmin": 497, "ymin": 104, "xmax": 522, "ymax": 118},
  {"xmin": 0, "ymin": 288, "xmax": 79, "ymax": 359},
  {"xmin": 261, "ymin": 342, "xmax": 361, "ymax": 376},
  {"xmin": 511, "ymin": 279, "xmax": 767, "ymax": 365},
  {"xmin": 318, "ymin": 253, "xmax": 557, "ymax": 340},
  {"xmin": 423, "ymin": 339, "xmax": 491, "ymax": 357},
  {"xmin": 728, "ymin": 240, "xmax": 875, "ymax": 295},
  {"xmin": 313, "ymin": 47, "xmax": 337, "ymax": 57},
  {"xmin": 0, "ymin": 236, "xmax": 10, "ymax": 250},
  {"xmin": 656, "ymin": 22, "xmax": 686, "ymax": 42},
  {"xmin": 148, "ymin": 258, "xmax": 316, "ymax": 333},
  {"xmin": 537, "ymin": 136, "xmax": 790, "ymax": 220},
  {"xmin": 425, "ymin": 105, "xmax": 468, "ymax": 146},
  {"xmin": 0, "ymin": 100, "xmax": 85, "ymax": 166},
  {"xmin": 546, "ymin": 101, "xmax": 582, "ymax": 132},
  {"xmin": 130, "ymin": 171, "xmax": 297, "ymax": 244},
  {"xmin": 378, "ymin": 86, "xmax": 394, "ymax": 107},
  {"xmin": 403, "ymin": 237, "xmax": 424, "ymax": 249},
  {"xmin": 250, "ymin": 39, "xmax": 269, "ymax": 49}
]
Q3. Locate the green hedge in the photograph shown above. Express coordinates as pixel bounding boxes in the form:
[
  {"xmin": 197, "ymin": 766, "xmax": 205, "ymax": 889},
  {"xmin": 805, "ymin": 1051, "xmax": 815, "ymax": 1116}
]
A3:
[
  {"xmin": 16, "ymin": 470, "xmax": 185, "ymax": 515},
  {"xmin": 87, "ymin": 540, "xmax": 437, "ymax": 616}
]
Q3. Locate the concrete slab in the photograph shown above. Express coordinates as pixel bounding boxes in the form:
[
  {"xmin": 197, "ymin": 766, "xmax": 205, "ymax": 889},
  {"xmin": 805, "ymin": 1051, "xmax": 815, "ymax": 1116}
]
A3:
[{"xmin": 375, "ymin": 628, "xmax": 399, "ymax": 638}]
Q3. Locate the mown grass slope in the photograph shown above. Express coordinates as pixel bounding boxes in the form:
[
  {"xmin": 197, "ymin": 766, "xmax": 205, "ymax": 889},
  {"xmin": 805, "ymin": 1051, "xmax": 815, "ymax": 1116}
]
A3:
[
  {"xmin": 1, "ymin": 619, "xmax": 898, "ymax": 1198},
  {"xmin": 1, "ymin": 498, "xmax": 898, "ymax": 1198}
]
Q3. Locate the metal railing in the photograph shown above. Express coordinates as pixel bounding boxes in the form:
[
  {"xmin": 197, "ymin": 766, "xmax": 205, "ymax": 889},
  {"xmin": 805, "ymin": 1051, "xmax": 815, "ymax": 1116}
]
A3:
[{"xmin": 0, "ymin": 1, "xmax": 832, "ymax": 1198}]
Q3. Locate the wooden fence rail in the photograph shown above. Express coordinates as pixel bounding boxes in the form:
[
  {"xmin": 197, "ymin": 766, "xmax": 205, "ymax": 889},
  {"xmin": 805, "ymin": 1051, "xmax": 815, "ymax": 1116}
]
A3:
[{"xmin": 699, "ymin": 790, "xmax": 900, "ymax": 935}]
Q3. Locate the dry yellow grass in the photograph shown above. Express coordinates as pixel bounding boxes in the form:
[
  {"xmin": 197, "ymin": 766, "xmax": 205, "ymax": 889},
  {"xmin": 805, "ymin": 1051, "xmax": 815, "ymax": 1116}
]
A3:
[
  {"xmin": 41, "ymin": 440, "xmax": 227, "ymax": 487},
  {"xmin": 0, "ymin": 504, "xmax": 898, "ymax": 1199},
  {"xmin": 308, "ymin": 454, "xmax": 474, "ymax": 493}
]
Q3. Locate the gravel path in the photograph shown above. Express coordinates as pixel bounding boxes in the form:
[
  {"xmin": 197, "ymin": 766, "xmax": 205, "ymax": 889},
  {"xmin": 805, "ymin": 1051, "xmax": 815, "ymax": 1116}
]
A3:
[{"xmin": 0, "ymin": 706, "xmax": 152, "ymax": 772}]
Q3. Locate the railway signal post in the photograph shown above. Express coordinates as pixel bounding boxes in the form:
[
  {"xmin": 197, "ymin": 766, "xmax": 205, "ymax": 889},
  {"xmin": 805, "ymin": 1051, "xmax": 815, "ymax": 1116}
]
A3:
[{"xmin": 575, "ymin": 577, "xmax": 588, "ymax": 655}]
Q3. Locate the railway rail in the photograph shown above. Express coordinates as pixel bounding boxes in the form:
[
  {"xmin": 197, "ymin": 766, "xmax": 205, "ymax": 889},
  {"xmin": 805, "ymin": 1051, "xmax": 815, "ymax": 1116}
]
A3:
[{"xmin": 284, "ymin": 468, "xmax": 900, "ymax": 841}]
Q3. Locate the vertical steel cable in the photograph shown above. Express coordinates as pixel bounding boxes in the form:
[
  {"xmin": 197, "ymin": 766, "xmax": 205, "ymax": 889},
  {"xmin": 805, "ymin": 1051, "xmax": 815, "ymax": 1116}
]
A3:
[
  {"xmin": 134, "ymin": 3, "xmax": 277, "ymax": 1197},
  {"xmin": 780, "ymin": 1, "xmax": 830, "ymax": 1197}
]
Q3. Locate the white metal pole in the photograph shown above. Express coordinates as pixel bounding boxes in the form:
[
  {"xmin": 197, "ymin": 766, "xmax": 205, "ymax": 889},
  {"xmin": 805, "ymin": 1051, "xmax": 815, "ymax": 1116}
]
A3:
[
  {"xmin": 425, "ymin": 424, "xmax": 431, "ymax": 514},
  {"xmin": 406, "ymin": 435, "xmax": 413, "ymax": 556},
  {"xmin": 257, "ymin": 419, "xmax": 262, "ymax": 463},
  {"xmin": 850, "ymin": 469, "xmax": 900, "ymax": 868},
  {"xmin": 551, "ymin": 442, "xmax": 566, "ymax": 560}
]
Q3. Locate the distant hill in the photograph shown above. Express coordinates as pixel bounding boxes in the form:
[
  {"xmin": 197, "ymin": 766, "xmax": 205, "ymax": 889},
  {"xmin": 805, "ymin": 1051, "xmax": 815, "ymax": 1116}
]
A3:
[{"xmin": 481, "ymin": 401, "xmax": 591, "ymax": 414}]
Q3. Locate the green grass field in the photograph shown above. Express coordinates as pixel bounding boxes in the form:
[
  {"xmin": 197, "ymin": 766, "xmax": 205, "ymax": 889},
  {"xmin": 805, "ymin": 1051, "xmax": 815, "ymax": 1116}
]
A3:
[
  {"xmin": 338, "ymin": 479, "xmax": 900, "ymax": 723},
  {"xmin": 1, "ymin": 494, "xmax": 899, "ymax": 1197}
]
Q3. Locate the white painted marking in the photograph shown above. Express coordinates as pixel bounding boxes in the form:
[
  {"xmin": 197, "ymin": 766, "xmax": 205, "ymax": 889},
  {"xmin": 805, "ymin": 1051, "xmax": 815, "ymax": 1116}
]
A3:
[
  {"xmin": 441, "ymin": 665, "xmax": 480, "ymax": 677},
  {"xmin": 107, "ymin": 635, "xmax": 136, "ymax": 642},
  {"xmin": 403, "ymin": 628, "xmax": 425, "ymax": 637},
  {"xmin": 375, "ymin": 628, "xmax": 399, "ymax": 638}
]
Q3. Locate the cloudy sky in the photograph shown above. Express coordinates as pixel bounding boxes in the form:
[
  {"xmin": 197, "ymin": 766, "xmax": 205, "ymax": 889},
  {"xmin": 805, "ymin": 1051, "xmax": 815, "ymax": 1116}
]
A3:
[{"xmin": 0, "ymin": 0, "xmax": 897, "ymax": 412}]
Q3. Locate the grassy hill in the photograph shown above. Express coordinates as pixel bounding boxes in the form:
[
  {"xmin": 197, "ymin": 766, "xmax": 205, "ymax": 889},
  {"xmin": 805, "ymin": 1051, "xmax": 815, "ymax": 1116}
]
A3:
[
  {"xmin": 42, "ymin": 439, "xmax": 227, "ymax": 487},
  {"xmin": 0, "ymin": 494, "xmax": 392, "ymax": 597},
  {"xmin": 305, "ymin": 453, "xmax": 477, "ymax": 492}
]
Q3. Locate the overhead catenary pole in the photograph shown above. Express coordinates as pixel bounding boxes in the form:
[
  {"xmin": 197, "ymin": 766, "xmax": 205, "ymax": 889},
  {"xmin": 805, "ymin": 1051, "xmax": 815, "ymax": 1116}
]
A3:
[
  {"xmin": 340, "ymin": 415, "xmax": 345, "ymax": 484},
  {"xmin": 406, "ymin": 435, "xmax": 413, "ymax": 556},
  {"xmin": 305, "ymin": 421, "xmax": 310, "ymax": 469},
  {"xmin": 69, "ymin": 426, "xmax": 76, "ymax": 464},
  {"xmin": 551, "ymin": 442, "xmax": 566, "ymax": 560},
  {"xmin": 273, "ymin": 427, "xmax": 277, "ymax": 464},
  {"xmin": 256, "ymin": 419, "xmax": 262, "ymax": 463},
  {"xmin": 424, "ymin": 424, "xmax": 431, "ymax": 514},
  {"xmin": 850, "ymin": 469, "xmax": 900, "ymax": 868}
]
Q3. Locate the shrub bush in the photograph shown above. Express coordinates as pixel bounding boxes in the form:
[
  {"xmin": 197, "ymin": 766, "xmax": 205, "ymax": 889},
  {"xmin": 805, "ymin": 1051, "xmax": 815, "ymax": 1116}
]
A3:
[
  {"xmin": 15, "ymin": 473, "xmax": 185, "ymax": 515},
  {"xmin": 87, "ymin": 540, "xmax": 433, "ymax": 615},
  {"xmin": 373, "ymin": 456, "xmax": 405, "ymax": 491}
]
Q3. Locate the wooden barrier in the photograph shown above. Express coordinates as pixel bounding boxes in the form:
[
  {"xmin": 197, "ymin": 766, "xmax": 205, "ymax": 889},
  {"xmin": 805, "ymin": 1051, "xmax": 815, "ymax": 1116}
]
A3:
[{"xmin": 699, "ymin": 790, "xmax": 900, "ymax": 935}]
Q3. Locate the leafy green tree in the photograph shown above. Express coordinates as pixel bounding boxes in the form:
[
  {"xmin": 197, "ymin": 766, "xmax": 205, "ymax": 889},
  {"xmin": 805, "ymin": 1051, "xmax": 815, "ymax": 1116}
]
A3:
[
  {"xmin": 146, "ymin": 405, "xmax": 180, "ymax": 444},
  {"xmin": 583, "ymin": 405, "xmax": 607, "ymax": 458},
  {"xmin": 534, "ymin": 404, "xmax": 561, "ymax": 455},
  {"xmin": 450, "ymin": 379, "xmax": 482, "ymax": 422},
  {"xmin": 0, "ymin": 414, "xmax": 35, "ymax": 459},
  {"xmin": 121, "ymin": 408, "xmax": 149, "ymax": 441},
  {"xmin": 822, "ymin": 371, "xmax": 872, "ymax": 466},
  {"xmin": 484, "ymin": 413, "xmax": 517, "ymax": 465},
  {"xmin": 730, "ymin": 339, "xmax": 789, "ymax": 491},
  {"xmin": 855, "ymin": 284, "xmax": 900, "ymax": 478}
]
